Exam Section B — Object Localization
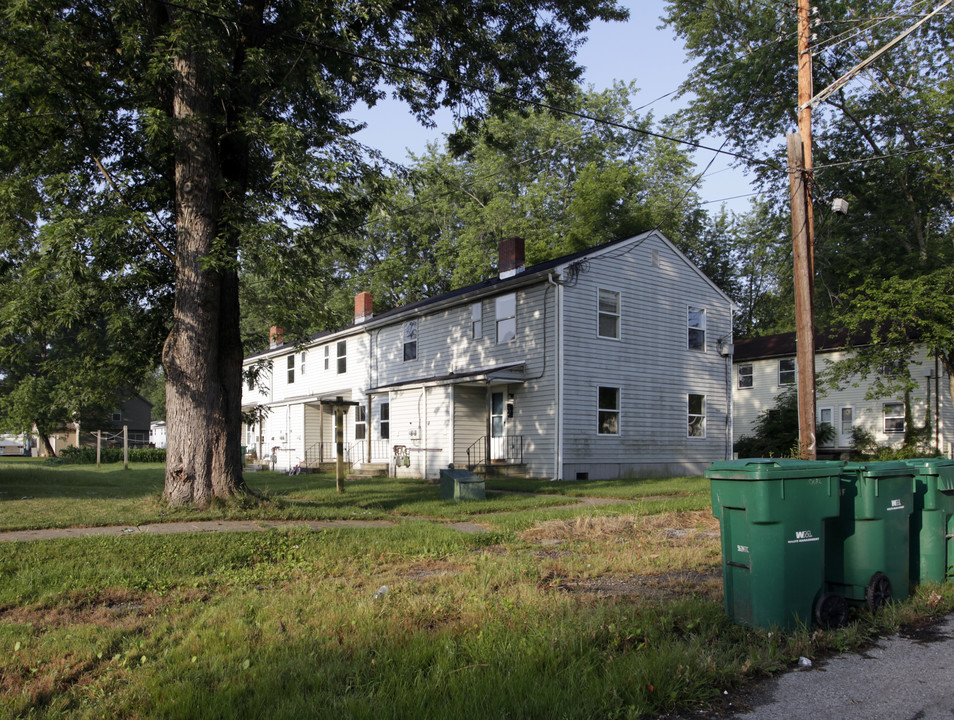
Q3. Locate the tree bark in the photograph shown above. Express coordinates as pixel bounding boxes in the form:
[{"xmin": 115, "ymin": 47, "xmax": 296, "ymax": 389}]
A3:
[{"xmin": 162, "ymin": 44, "xmax": 245, "ymax": 507}]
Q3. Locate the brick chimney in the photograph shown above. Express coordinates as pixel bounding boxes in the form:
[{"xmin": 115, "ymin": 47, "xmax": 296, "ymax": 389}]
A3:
[
  {"xmin": 355, "ymin": 291, "xmax": 373, "ymax": 324},
  {"xmin": 269, "ymin": 326, "xmax": 284, "ymax": 349},
  {"xmin": 498, "ymin": 237, "xmax": 525, "ymax": 279}
]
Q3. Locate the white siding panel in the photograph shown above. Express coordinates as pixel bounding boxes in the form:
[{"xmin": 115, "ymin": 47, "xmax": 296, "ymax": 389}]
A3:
[{"xmin": 560, "ymin": 234, "xmax": 733, "ymax": 478}]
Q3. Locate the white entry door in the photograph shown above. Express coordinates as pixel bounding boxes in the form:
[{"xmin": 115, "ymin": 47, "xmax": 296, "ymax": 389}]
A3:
[
  {"xmin": 491, "ymin": 391, "xmax": 506, "ymax": 460},
  {"xmin": 818, "ymin": 407, "xmax": 834, "ymax": 447}
]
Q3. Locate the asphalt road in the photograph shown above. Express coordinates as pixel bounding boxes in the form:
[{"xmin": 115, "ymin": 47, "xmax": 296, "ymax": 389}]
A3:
[{"xmin": 713, "ymin": 613, "xmax": 954, "ymax": 719}]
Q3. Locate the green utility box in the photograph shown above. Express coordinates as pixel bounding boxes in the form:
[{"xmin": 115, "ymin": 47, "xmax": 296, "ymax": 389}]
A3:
[
  {"xmin": 440, "ymin": 468, "xmax": 486, "ymax": 501},
  {"xmin": 708, "ymin": 459, "xmax": 846, "ymax": 631},
  {"xmin": 904, "ymin": 458, "xmax": 954, "ymax": 585},
  {"xmin": 826, "ymin": 461, "xmax": 914, "ymax": 612}
]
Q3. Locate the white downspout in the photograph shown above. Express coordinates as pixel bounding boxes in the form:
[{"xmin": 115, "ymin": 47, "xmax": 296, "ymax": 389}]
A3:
[{"xmin": 549, "ymin": 272, "xmax": 564, "ymax": 481}]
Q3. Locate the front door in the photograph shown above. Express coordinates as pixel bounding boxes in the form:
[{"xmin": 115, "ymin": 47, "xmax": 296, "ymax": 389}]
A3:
[
  {"xmin": 839, "ymin": 407, "xmax": 854, "ymax": 448},
  {"xmin": 818, "ymin": 406, "xmax": 834, "ymax": 447},
  {"xmin": 491, "ymin": 391, "xmax": 506, "ymax": 460}
]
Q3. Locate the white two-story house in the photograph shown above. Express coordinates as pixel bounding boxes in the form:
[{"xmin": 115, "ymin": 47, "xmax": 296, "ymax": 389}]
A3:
[
  {"xmin": 733, "ymin": 331, "xmax": 954, "ymax": 456},
  {"xmin": 242, "ymin": 231, "xmax": 736, "ymax": 480}
]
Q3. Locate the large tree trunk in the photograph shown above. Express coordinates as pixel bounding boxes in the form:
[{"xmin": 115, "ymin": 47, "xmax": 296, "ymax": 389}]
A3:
[{"xmin": 162, "ymin": 45, "xmax": 245, "ymax": 507}]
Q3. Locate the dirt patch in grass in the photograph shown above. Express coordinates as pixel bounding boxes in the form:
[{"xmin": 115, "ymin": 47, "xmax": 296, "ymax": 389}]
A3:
[
  {"xmin": 0, "ymin": 588, "xmax": 202, "ymax": 630},
  {"xmin": 399, "ymin": 561, "xmax": 462, "ymax": 582},
  {"xmin": 519, "ymin": 510, "xmax": 720, "ymax": 544}
]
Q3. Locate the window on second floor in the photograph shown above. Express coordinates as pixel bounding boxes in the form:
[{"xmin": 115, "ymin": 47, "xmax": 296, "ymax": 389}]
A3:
[
  {"xmin": 471, "ymin": 302, "xmax": 482, "ymax": 339},
  {"xmin": 300, "ymin": 351, "xmax": 307, "ymax": 376},
  {"xmin": 688, "ymin": 307, "xmax": 706, "ymax": 351},
  {"xmin": 598, "ymin": 289, "xmax": 620, "ymax": 339},
  {"xmin": 778, "ymin": 358, "xmax": 796, "ymax": 386},
  {"xmin": 403, "ymin": 320, "xmax": 418, "ymax": 361},
  {"xmin": 738, "ymin": 363, "xmax": 753, "ymax": 389},
  {"xmin": 496, "ymin": 293, "xmax": 516, "ymax": 344},
  {"xmin": 337, "ymin": 340, "xmax": 347, "ymax": 374},
  {"xmin": 324, "ymin": 346, "xmax": 329, "ymax": 371},
  {"xmin": 286, "ymin": 354, "xmax": 295, "ymax": 384}
]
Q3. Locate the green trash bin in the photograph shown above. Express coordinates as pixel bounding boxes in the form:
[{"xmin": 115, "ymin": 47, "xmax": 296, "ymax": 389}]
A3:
[
  {"xmin": 826, "ymin": 461, "xmax": 914, "ymax": 612},
  {"xmin": 904, "ymin": 459, "xmax": 954, "ymax": 585},
  {"xmin": 708, "ymin": 459, "xmax": 846, "ymax": 631}
]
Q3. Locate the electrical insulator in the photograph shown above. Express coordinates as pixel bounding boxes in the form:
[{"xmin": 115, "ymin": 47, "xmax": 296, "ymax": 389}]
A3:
[
  {"xmin": 811, "ymin": 5, "xmax": 819, "ymax": 14},
  {"xmin": 811, "ymin": 32, "xmax": 818, "ymax": 42}
]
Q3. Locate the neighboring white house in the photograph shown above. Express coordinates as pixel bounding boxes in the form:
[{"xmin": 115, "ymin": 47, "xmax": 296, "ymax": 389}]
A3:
[
  {"xmin": 733, "ymin": 331, "xmax": 954, "ymax": 457},
  {"xmin": 241, "ymin": 232, "xmax": 736, "ymax": 480},
  {"xmin": 150, "ymin": 421, "xmax": 167, "ymax": 449}
]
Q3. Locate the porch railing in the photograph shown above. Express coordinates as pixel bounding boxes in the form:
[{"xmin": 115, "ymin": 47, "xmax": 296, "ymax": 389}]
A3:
[
  {"xmin": 464, "ymin": 435, "xmax": 524, "ymax": 468},
  {"xmin": 304, "ymin": 441, "xmax": 355, "ymax": 468},
  {"xmin": 304, "ymin": 440, "xmax": 393, "ymax": 467}
]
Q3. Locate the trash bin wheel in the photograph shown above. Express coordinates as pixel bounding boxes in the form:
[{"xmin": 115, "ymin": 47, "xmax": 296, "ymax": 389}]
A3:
[
  {"xmin": 865, "ymin": 572, "xmax": 892, "ymax": 613},
  {"xmin": 814, "ymin": 592, "xmax": 848, "ymax": 628}
]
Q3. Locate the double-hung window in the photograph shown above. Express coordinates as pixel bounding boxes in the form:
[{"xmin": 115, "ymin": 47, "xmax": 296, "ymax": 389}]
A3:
[
  {"xmin": 737, "ymin": 363, "xmax": 753, "ymax": 389},
  {"xmin": 688, "ymin": 394, "xmax": 706, "ymax": 437},
  {"xmin": 471, "ymin": 303, "xmax": 482, "ymax": 339},
  {"xmin": 688, "ymin": 307, "xmax": 706, "ymax": 351},
  {"xmin": 355, "ymin": 405, "xmax": 367, "ymax": 440},
  {"xmin": 403, "ymin": 321, "xmax": 418, "ymax": 361},
  {"xmin": 324, "ymin": 346, "xmax": 330, "ymax": 371},
  {"xmin": 597, "ymin": 387, "xmax": 620, "ymax": 435},
  {"xmin": 598, "ymin": 289, "xmax": 620, "ymax": 339},
  {"xmin": 496, "ymin": 293, "xmax": 516, "ymax": 344},
  {"xmin": 778, "ymin": 359, "xmax": 796, "ymax": 386},
  {"xmin": 337, "ymin": 340, "xmax": 347, "ymax": 374},
  {"xmin": 287, "ymin": 354, "xmax": 295, "ymax": 384},
  {"xmin": 883, "ymin": 403, "xmax": 905, "ymax": 434},
  {"xmin": 380, "ymin": 403, "xmax": 390, "ymax": 440}
]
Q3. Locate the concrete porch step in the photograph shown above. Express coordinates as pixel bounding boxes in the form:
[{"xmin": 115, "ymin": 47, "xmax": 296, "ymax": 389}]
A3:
[{"xmin": 346, "ymin": 462, "xmax": 390, "ymax": 480}]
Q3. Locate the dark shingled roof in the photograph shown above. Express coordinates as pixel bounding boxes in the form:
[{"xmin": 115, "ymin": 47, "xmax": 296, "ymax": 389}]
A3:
[{"xmin": 734, "ymin": 329, "xmax": 868, "ymax": 362}]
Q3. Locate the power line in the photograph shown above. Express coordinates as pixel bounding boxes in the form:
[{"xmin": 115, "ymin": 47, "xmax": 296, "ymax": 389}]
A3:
[{"xmin": 813, "ymin": 141, "xmax": 954, "ymax": 170}]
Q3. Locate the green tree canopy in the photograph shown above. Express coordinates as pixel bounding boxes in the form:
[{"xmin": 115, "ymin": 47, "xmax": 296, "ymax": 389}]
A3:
[{"xmin": 0, "ymin": 0, "xmax": 627, "ymax": 505}]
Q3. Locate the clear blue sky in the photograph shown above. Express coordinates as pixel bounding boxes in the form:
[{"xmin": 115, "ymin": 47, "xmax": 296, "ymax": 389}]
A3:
[{"xmin": 350, "ymin": 0, "xmax": 764, "ymax": 213}]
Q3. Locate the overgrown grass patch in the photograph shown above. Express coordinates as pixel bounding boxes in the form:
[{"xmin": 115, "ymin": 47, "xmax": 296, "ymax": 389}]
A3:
[{"xmin": 4, "ymin": 509, "xmax": 954, "ymax": 718}]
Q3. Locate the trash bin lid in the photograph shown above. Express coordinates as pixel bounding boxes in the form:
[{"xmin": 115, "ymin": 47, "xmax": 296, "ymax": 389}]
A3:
[
  {"xmin": 706, "ymin": 458, "xmax": 844, "ymax": 481},
  {"xmin": 841, "ymin": 460, "xmax": 915, "ymax": 479}
]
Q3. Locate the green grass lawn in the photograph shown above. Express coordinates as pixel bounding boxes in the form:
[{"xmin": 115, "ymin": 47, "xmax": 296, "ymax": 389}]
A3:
[{"xmin": 3, "ymin": 459, "xmax": 953, "ymax": 719}]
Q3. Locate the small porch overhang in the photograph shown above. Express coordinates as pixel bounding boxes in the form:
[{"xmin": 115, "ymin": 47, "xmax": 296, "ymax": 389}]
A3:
[{"xmin": 367, "ymin": 363, "xmax": 526, "ymax": 394}]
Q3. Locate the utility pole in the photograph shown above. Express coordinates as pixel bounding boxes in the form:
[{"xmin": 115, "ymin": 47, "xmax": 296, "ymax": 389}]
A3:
[{"xmin": 792, "ymin": 0, "xmax": 817, "ymax": 460}]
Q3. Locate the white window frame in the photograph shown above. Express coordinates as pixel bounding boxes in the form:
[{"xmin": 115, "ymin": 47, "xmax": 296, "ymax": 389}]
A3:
[
  {"xmin": 597, "ymin": 386, "xmax": 620, "ymax": 436},
  {"xmin": 778, "ymin": 358, "xmax": 796, "ymax": 386},
  {"xmin": 471, "ymin": 302, "xmax": 482, "ymax": 339},
  {"xmin": 355, "ymin": 405, "xmax": 367, "ymax": 440},
  {"xmin": 379, "ymin": 402, "xmax": 390, "ymax": 440},
  {"xmin": 300, "ymin": 351, "xmax": 307, "ymax": 376},
  {"xmin": 496, "ymin": 293, "xmax": 516, "ymax": 344},
  {"xmin": 286, "ymin": 354, "xmax": 295, "ymax": 384},
  {"xmin": 737, "ymin": 363, "xmax": 753, "ymax": 389},
  {"xmin": 883, "ymin": 402, "xmax": 905, "ymax": 434},
  {"xmin": 324, "ymin": 346, "xmax": 329, "ymax": 371},
  {"xmin": 841, "ymin": 406, "xmax": 854, "ymax": 437},
  {"xmin": 598, "ymin": 288, "xmax": 621, "ymax": 340},
  {"xmin": 337, "ymin": 340, "xmax": 347, "ymax": 375},
  {"xmin": 688, "ymin": 307, "xmax": 706, "ymax": 351},
  {"xmin": 688, "ymin": 394, "xmax": 706, "ymax": 438},
  {"xmin": 403, "ymin": 320, "xmax": 418, "ymax": 362}
]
